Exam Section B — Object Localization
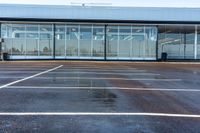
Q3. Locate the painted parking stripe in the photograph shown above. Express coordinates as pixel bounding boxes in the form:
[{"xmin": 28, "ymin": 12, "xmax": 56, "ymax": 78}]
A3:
[
  {"xmin": 0, "ymin": 71, "xmax": 160, "ymax": 75},
  {"xmin": 0, "ymin": 70, "xmax": 153, "ymax": 75},
  {"xmin": 50, "ymin": 72, "xmax": 159, "ymax": 76},
  {"xmin": 31, "ymin": 77, "xmax": 182, "ymax": 81},
  {"xmin": 0, "ymin": 65, "xmax": 63, "ymax": 90},
  {"xmin": 0, "ymin": 64, "xmax": 138, "ymax": 69},
  {"xmin": 0, "ymin": 66, "xmax": 138, "ymax": 69},
  {"xmin": 57, "ymin": 69, "xmax": 147, "ymax": 72},
  {"xmin": 0, "ymin": 67, "xmax": 139, "ymax": 70},
  {"xmin": 0, "ymin": 112, "xmax": 199, "ymax": 118},
  {"xmin": 0, "ymin": 77, "xmax": 181, "ymax": 81},
  {"xmin": 6, "ymin": 86, "xmax": 199, "ymax": 92},
  {"xmin": 0, "ymin": 69, "xmax": 147, "ymax": 72},
  {"xmin": 60, "ymin": 67, "xmax": 139, "ymax": 70},
  {"xmin": 0, "ymin": 69, "xmax": 147, "ymax": 73}
]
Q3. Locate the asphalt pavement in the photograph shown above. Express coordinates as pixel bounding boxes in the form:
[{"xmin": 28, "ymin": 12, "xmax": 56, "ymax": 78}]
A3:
[{"xmin": 0, "ymin": 61, "xmax": 199, "ymax": 133}]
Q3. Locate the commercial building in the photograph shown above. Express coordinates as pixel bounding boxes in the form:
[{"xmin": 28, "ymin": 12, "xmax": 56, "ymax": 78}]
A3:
[{"xmin": 0, "ymin": 4, "xmax": 200, "ymax": 60}]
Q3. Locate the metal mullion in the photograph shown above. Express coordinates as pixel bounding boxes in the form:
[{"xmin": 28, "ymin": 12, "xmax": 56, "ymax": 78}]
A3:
[
  {"xmin": 91, "ymin": 25, "xmax": 93, "ymax": 58},
  {"xmin": 53, "ymin": 24, "xmax": 55, "ymax": 59},
  {"xmin": 0, "ymin": 22, "xmax": 2, "ymax": 60},
  {"xmin": 78, "ymin": 25, "xmax": 80, "ymax": 58},
  {"xmin": 184, "ymin": 30, "xmax": 186, "ymax": 59},
  {"xmin": 25, "ymin": 24, "xmax": 27, "ymax": 58},
  {"xmin": 118, "ymin": 25, "xmax": 119, "ymax": 59},
  {"xmin": 104, "ymin": 25, "xmax": 107, "ymax": 60},
  {"xmin": 38, "ymin": 24, "xmax": 40, "ymax": 57},
  {"xmin": 156, "ymin": 26, "xmax": 159, "ymax": 60},
  {"xmin": 144, "ymin": 26, "xmax": 146, "ymax": 59},
  {"xmin": 195, "ymin": 25, "xmax": 198, "ymax": 59},
  {"xmin": 65, "ymin": 25, "xmax": 67, "ymax": 59},
  {"xmin": 130, "ymin": 25, "xmax": 133, "ymax": 60},
  {"xmin": 11, "ymin": 24, "xmax": 13, "ymax": 56}
]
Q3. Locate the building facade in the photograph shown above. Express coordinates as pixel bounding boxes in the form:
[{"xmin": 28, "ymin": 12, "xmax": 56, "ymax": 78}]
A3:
[{"xmin": 0, "ymin": 4, "xmax": 200, "ymax": 60}]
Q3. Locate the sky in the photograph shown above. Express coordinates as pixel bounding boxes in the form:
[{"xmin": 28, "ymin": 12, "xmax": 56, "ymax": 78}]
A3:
[{"xmin": 0, "ymin": 0, "xmax": 200, "ymax": 7}]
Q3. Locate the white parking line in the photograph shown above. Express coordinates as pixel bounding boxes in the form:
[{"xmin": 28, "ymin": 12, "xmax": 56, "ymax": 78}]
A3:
[
  {"xmin": 52, "ymin": 72, "xmax": 159, "ymax": 76},
  {"xmin": 0, "ymin": 69, "xmax": 147, "ymax": 73},
  {"xmin": 57, "ymin": 69, "xmax": 147, "ymax": 72},
  {"xmin": 0, "ymin": 112, "xmax": 199, "ymax": 118},
  {"xmin": 0, "ymin": 77, "xmax": 181, "ymax": 81},
  {"xmin": 0, "ymin": 66, "xmax": 138, "ymax": 69},
  {"xmin": 31, "ymin": 77, "xmax": 182, "ymax": 81},
  {"xmin": 0, "ymin": 65, "xmax": 63, "ymax": 90},
  {"xmin": 0, "ymin": 67, "xmax": 145, "ymax": 70},
  {"xmin": 7, "ymin": 86, "xmax": 198, "ymax": 92},
  {"xmin": 60, "ymin": 67, "xmax": 139, "ymax": 70},
  {"xmin": 0, "ymin": 71, "xmax": 160, "ymax": 75},
  {"xmin": 0, "ymin": 71, "xmax": 40, "ymax": 73}
]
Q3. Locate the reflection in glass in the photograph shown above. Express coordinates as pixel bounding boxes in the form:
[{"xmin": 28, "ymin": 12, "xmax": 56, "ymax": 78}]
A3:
[
  {"xmin": 1, "ymin": 23, "xmax": 158, "ymax": 60},
  {"xmin": 66, "ymin": 25, "xmax": 79, "ymax": 57},
  {"xmin": 107, "ymin": 26, "xmax": 118, "ymax": 58},
  {"xmin": 106, "ymin": 25, "xmax": 157, "ymax": 60},
  {"xmin": 39, "ymin": 25, "xmax": 53, "ymax": 56},
  {"xmin": 197, "ymin": 27, "xmax": 200, "ymax": 59},
  {"xmin": 26, "ymin": 25, "xmax": 39, "ymax": 56},
  {"xmin": 80, "ymin": 26, "xmax": 92, "ymax": 57},
  {"xmin": 93, "ymin": 27, "xmax": 104, "ymax": 57},
  {"xmin": 158, "ymin": 25, "xmax": 195, "ymax": 59},
  {"xmin": 12, "ymin": 24, "xmax": 26, "ymax": 56},
  {"xmin": 132, "ymin": 33, "xmax": 145, "ymax": 58},
  {"xmin": 55, "ymin": 25, "xmax": 65, "ymax": 57},
  {"xmin": 145, "ymin": 27, "xmax": 157, "ymax": 58},
  {"xmin": 1, "ymin": 24, "xmax": 13, "ymax": 54},
  {"xmin": 119, "ymin": 26, "xmax": 131, "ymax": 58}
]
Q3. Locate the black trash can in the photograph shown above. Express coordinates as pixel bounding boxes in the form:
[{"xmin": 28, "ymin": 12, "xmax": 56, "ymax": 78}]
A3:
[
  {"xmin": 161, "ymin": 52, "xmax": 167, "ymax": 61},
  {"xmin": 2, "ymin": 52, "xmax": 8, "ymax": 61}
]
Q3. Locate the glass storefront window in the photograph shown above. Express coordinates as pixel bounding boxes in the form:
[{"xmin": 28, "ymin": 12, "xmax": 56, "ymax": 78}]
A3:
[
  {"xmin": 132, "ymin": 26, "xmax": 145, "ymax": 58},
  {"xmin": 26, "ymin": 25, "xmax": 39, "ymax": 32},
  {"xmin": 67, "ymin": 26, "xmax": 79, "ymax": 40},
  {"xmin": 93, "ymin": 26, "xmax": 104, "ymax": 57},
  {"xmin": 80, "ymin": 26, "xmax": 92, "ymax": 56},
  {"xmin": 26, "ymin": 33, "xmax": 39, "ymax": 39},
  {"xmin": 197, "ymin": 26, "xmax": 200, "ymax": 59},
  {"xmin": 11, "ymin": 24, "xmax": 26, "ymax": 56},
  {"xmin": 40, "ymin": 25, "xmax": 52, "ymax": 32},
  {"xmin": 119, "ymin": 26, "xmax": 131, "ymax": 58},
  {"xmin": 26, "ymin": 24, "xmax": 39, "ymax": 56},
  {"xmin": 185, "ymin": 27, "xmax": 195, "ymax": 59},
  {"xmin": 158, "ymin": 25, "xmax": 195, "ymax": 59},
  {"xmin": 39, "ymin": 25, "xmax": 53, "ymax": 56},
  {"xmin": 145, "ymin": 27, "xmax": 157, "ymax": 58},
  {"xmin": 1, "ymin": 23, "xmax": 158, "ymax": 60},
  {"xmin": 66, "ymin": 25, "xmax": 79, "ymax": 57},
  {"xmin": 107, "ymin": 26, "xmax": 118, "ymax": 58},
  {"xmin": 80, "ymin": 27, "xmax": 92, "ymax": 40},
  {"xmin": 93, "ymin": 27, "xmax": 104, "ymax": 40},
  {"xmin": 55, "ymin": 25, "xmax": 66, "ymax": 57}
]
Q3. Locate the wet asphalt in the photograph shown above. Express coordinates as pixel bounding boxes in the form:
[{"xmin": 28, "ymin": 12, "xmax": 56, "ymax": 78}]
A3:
[{"xmin": 0, "ymin": 61, "xmax": 200, "ymax": 133}]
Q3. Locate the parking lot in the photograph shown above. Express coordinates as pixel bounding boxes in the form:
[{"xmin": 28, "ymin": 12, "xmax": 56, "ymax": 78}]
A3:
[{"xmin": 0, "ymin": 61, "xmax": 200, "ymax": 133}]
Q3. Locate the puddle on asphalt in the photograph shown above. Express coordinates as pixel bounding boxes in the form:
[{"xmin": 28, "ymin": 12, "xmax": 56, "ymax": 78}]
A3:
[{"xmin": 88, "ymin": 89, "xmax": 117, "ymax": 108}]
